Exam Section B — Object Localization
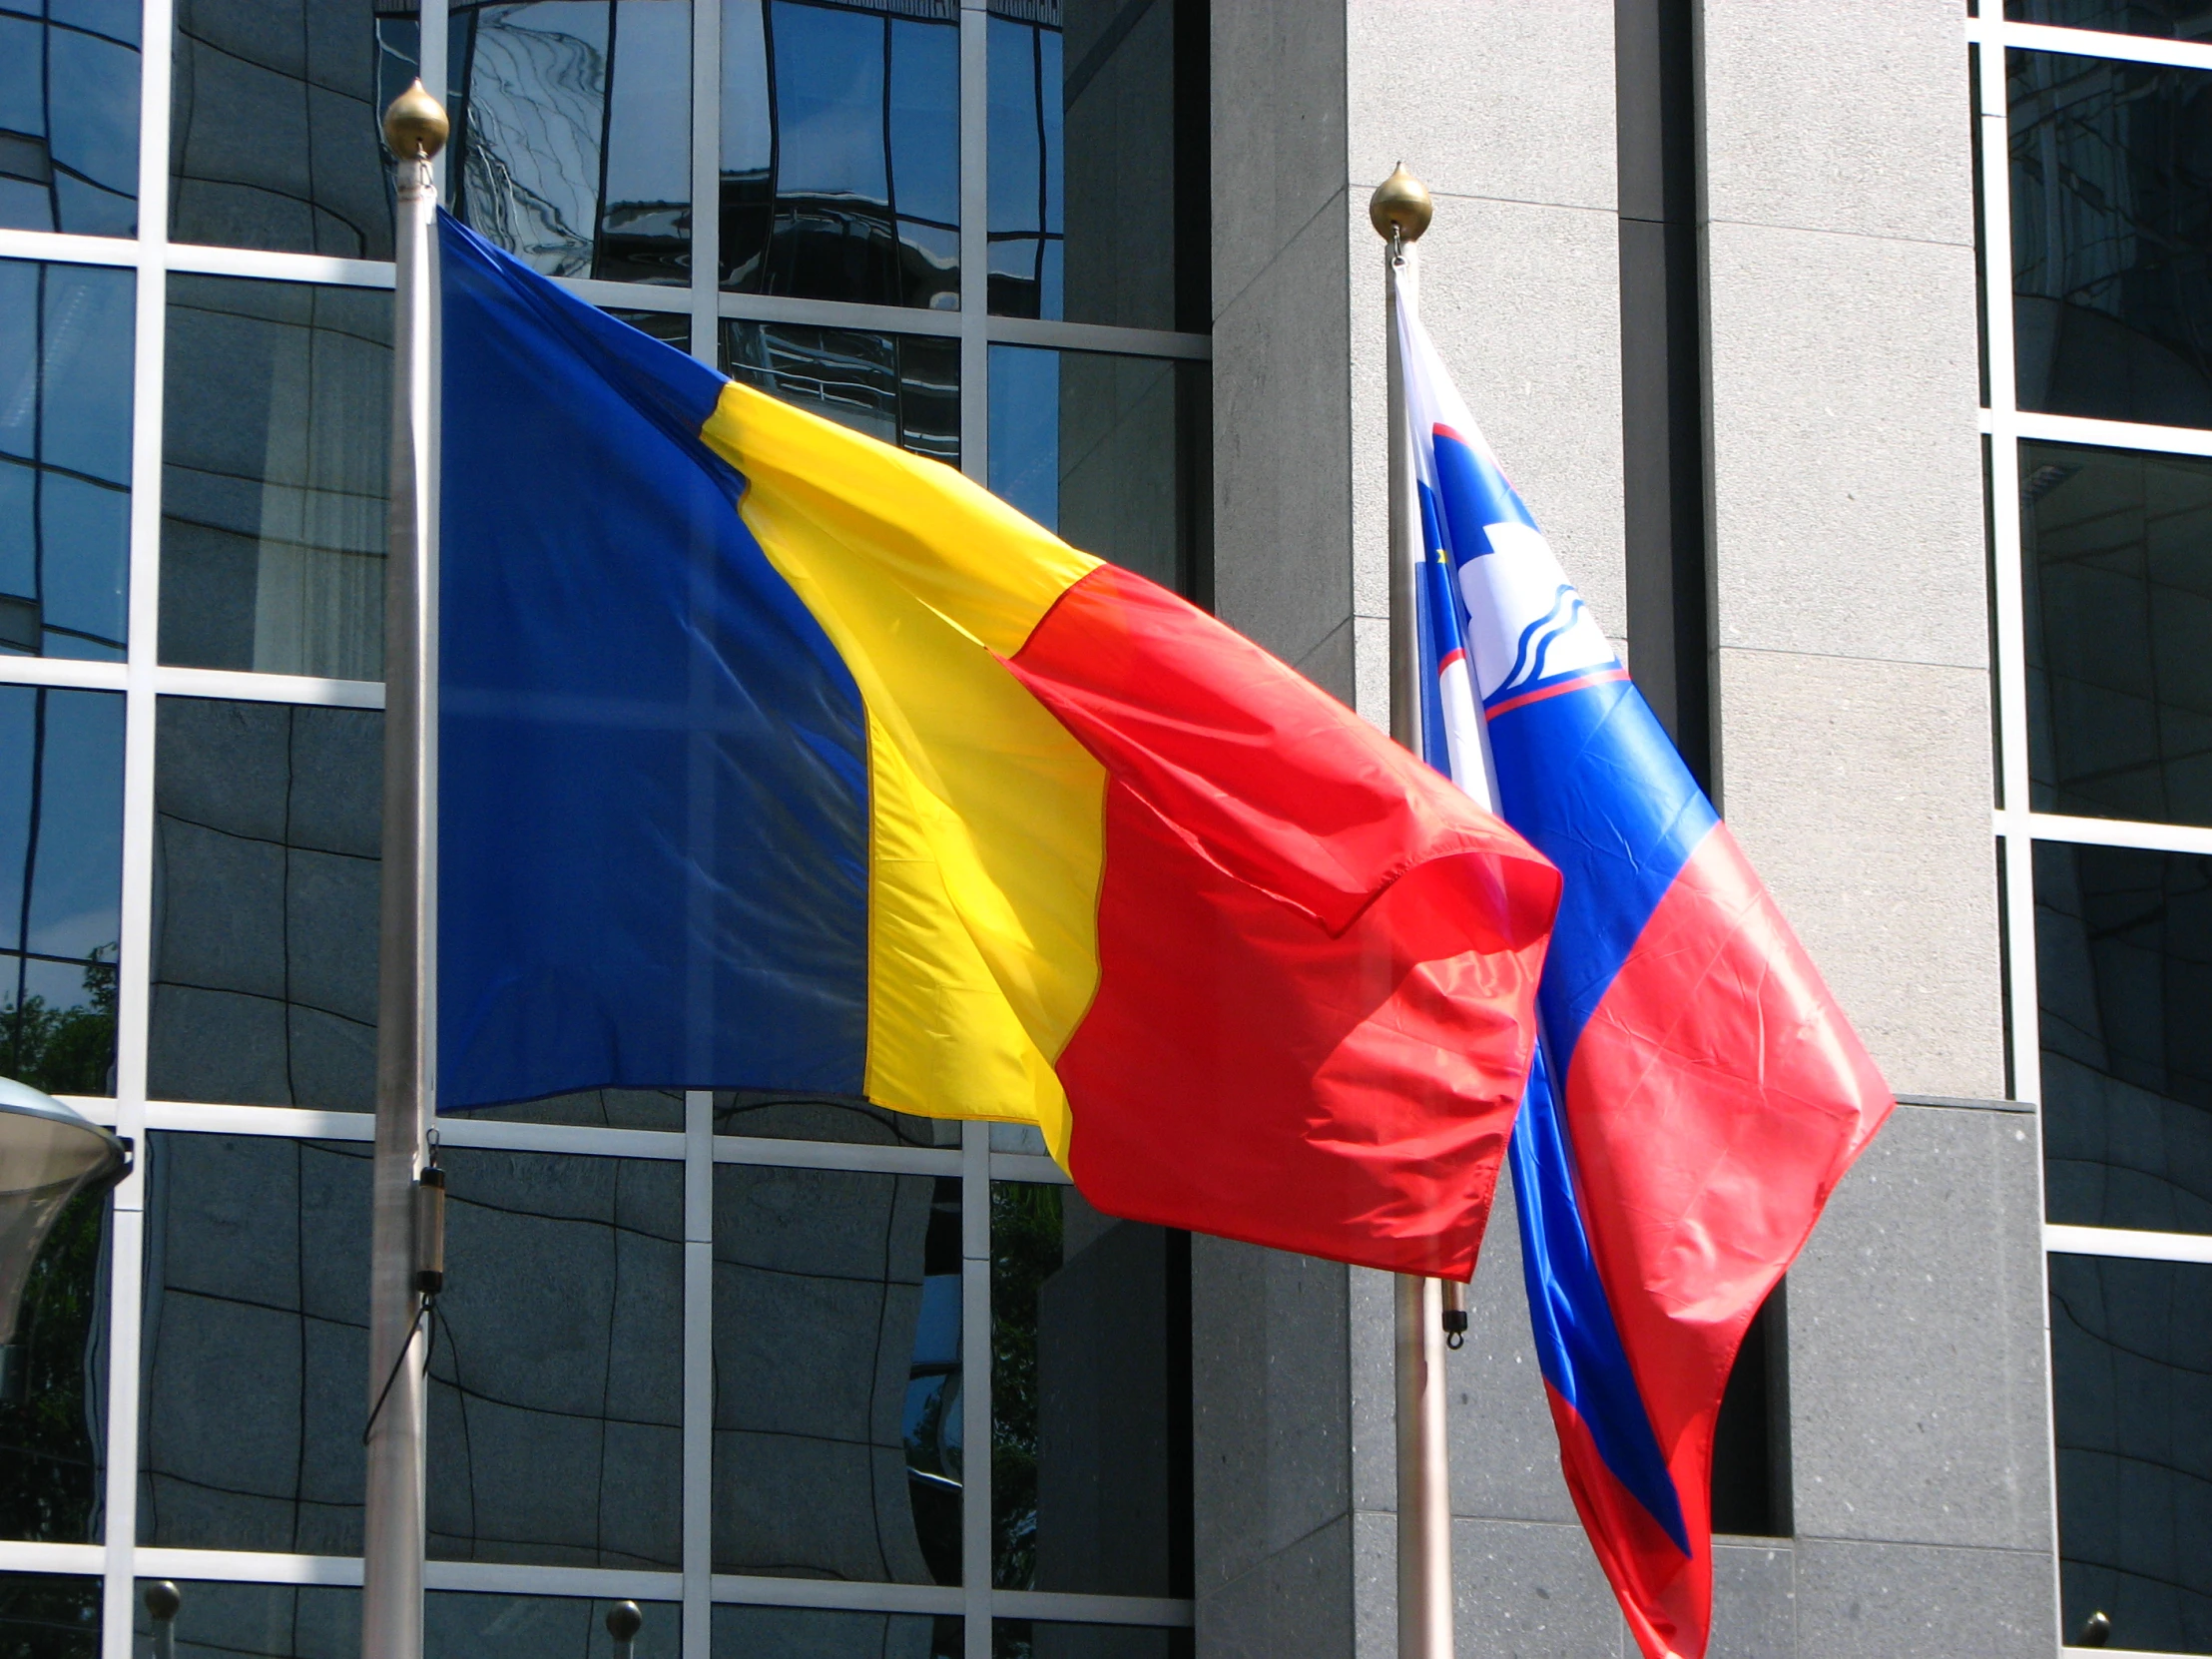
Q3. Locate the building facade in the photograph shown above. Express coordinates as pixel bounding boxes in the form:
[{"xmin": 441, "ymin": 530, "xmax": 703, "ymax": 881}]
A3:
[{"xmin": 0, "ymin": 2, "xmax": 2204, "ymax": 1657}]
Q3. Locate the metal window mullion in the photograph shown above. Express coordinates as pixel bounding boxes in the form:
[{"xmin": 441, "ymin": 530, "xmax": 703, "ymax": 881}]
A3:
[
  {"xmin": 959, "ymin": 1120, "xmax": 990, "ymax": 1658},
  {"xmin": 958, "ymin": 1, "xmax": 987, "ymax": 489},
  {"xmin": 683, "ymin": 1090, "xmax": 714, "ymax": 1659},
  {"xmin": 691, "ymin": 0, "xmax": 722, "ymax": 367},
  {"xmin": 423, "ymin": 0, "xmax": 450, "ymax": 196}
]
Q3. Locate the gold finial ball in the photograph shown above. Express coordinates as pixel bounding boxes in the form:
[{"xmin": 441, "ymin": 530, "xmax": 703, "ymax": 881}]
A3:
[
  {"xmin": 383, "ymin": 79, "xmax": 450, "ymax": 161},
  {"xmin": 1369, "ymin": 163, "xmax": 1433, "ymax": 244}
]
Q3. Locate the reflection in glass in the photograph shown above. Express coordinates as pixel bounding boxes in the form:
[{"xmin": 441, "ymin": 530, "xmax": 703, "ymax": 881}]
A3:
[
  {"xmin": 428, "ymin": 1149, "xmax": 683, "ymax": 1568},
  {"xmin": 0, "ymin": 1573, "xmax": 99, "ymax": 1659},
  {"xmin": 0, "ymin": 1185, "xmax": 108, "ymax": 1543},
  {"xmin": 148, "ymin": 699, "xmax": 382, "ymax": 1111},
  {"xmin": 0, "ymin": 259, "xmax": 134, "ymax": 661},
  {"xmin": 712, "ymin": 1605, "xmax": 961, "ymax": 1659},
  {"xmin": 0, "ymin": 3, "xmax": 139, "ymax": 236},
  {"xmin": 609, "ymin": 307, "xmax": 692, "ymax": 351},
  {"xmin": 2036, "ymin": 842, "xmax": 2212, "ymax": 1232},
  {"xmin": 2006, "ymin": 0, "xmax": 2212, "ymax": 40},
  {"xmin": 130, "ymin": 1582, "xmax": 677, "ymax": 1659},
  {"xmin": 160, "ymin": 276, "xmax": 391, "ymax": 680},
  {"xmin": 138, "ymin": 1134, "xmax": 373, "ymax": 1553},
  {"xmin": 2021, "ymin": 442, "xmax": 2212, "ymax": 827},
  {"xmin": 713, "ymin": 1090, "xmax": 957, "ymax": 1147},
  {"xmin": 993, "ymin": 1622, "xmax": 1189, "ymax": 1659},
  {"xmin": 2049, "ymin": 1254, "xmax": 2212, "ymax": 1655},
  {"xmin": 990, "ymin": 1183, "xmax": 1185, "ymax": 1596},
  {"xmin": 472, "ymin": 1087, "xmax": 686, "ymax": 1130},
  {"xmin": 447, "ymin": 0, "xmax": 692, "ymax": 283},
  {"xmin": 988, "ymin": 0, "xmax": 1191, "ymax": 330},
  {"xmin": 2010, "ymin": 50, "xmax": 2212, "ymax": 428},
  {"xmin": 712, "ymin": 1166, "xmax": 961, "ymax": 1584},
  {"xmin": 988, "ymin": 346, "xmax": 1208, "ymax": 599},
  {"xmin": 722, "ymin": 321, "xmax": 958, "ymax": 464},
  {"xmin": 169, "ymin": 0, "xmax": 416, "ymax": 260},
  {"xmin": 721, "ymin": 0, "xmax": 959, "ymax": 308},
  {"xmin": 0, "ymin": 687, "xmax": 124, "ymax": 1099}
]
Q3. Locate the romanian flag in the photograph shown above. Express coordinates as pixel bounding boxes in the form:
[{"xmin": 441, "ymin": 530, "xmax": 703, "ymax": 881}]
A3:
[{"xmin": 434, "ymin": 214, "xmax": 1560, "ymax": 1276}]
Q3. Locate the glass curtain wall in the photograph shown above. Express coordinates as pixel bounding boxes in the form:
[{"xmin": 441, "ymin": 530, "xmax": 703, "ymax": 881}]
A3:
[
  {"xmin": 1977, "ymin": 12, "xmax": 2212, "ymax": 1657},
  {"xmin": 0, "ymin": 1, "xmax": 1208, "ymax": 1655}
]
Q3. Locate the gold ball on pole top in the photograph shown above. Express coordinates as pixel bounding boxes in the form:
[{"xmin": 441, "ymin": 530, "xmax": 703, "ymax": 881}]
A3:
[
  {"xmin": 382, "ymin": 79, "xmax": 449, "ymax": 161},
  {"xmin": 1369, "ymin": 162, "xmax": 1433, "ymax": 244}
]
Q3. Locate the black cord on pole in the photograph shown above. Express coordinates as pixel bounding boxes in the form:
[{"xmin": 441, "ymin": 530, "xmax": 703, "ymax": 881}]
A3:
[{"xmin": 362, "ymin": 1293, "xmax": 436, "ymax": 1446}]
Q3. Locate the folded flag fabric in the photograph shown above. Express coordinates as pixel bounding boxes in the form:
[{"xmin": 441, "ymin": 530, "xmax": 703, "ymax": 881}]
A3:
[
  {"xmin": 434, "ymin": 213, "xmax": 1561, "ymax": 1277},
  {"xmin": 1395, "ymin": 264, "xmax": 1894, "ymax": 1657}
]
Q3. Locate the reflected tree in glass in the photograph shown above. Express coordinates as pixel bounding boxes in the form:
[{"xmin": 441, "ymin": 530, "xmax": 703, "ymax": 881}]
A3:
[
  {"xmin": 0, "ymin": 2, "xmax": 140, "ymax": 237},
  {"xmin": 0, "ymin": 1574, "xmax": 100, "ymax": 1659},
  {"xmin": 0, "ymin": 1186, "xmax": 109, "ymax": 1544}
]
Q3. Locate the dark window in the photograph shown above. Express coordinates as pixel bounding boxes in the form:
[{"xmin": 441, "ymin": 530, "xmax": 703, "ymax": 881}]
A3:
[
  {"xmin": 2020, "ymin": 440, "xmax": 2212, "ymax": 828},
  {"xmin": 1, "ymin": 685, "xmax": 124, "ymax": 1099},
  {"xmin": 721, "ymin": 320, "xmax": 958, "ymax": 464},
  {"xmin": 2049, "ymin": 1254, "xmax": 2212, "ymax": 1655},
  {"xmin": 169, "ymin": 0, "xmax": 418, "ymax": 260},
  {"xmin": 720, "ymin": 0, "xmax": 960, "ymax": 310},
  {"xmin": 712, "ymin": 1165, "xmax": 962, "ymax": 1584},
  {"xmin": 0, "ymin": 2, "xmax": 140, "ymax": 238},
  {"xmin": 0, "ymin": 1185, "xmax": 109, "ymax": 1543},
  {"xmin": 993, "ymin": 1622, "xmax": 1189, "ymax": 1659},
  {"xmin": 2036, "ymin": 841, "xmax": 2212, "ymax": 1232},
  {"xmin": 446, "ymin": 0, "xmax": 692, "ymax": 285},
  {"xmin": 608, "ymin": 306, "xmax": 693, "ymax": 351},
  {"xmin": 160, "ymin": 276, "xmax": 391, "ymax": 682},
  {"xmin": 2006, "ymin": 0, "xmax": 2212, "ymax": 40},
  {"xmin": 712, "ymin": 1089, "xmax": 958, "ymax": 1147},
  {"xmin": 987, "ymin": 345, "xmax": 1209, "ymax": 602},
  {"xmin": 130, "ymin": 1580, "xmax": 678, "ymax": 1659},
  {"xmin": 2009, "ymin": 49, "xmax": 2212, "ymax": 428},
  {"xmin": 990, "ymin": 1182, "xmax": 1188, "ymax": 1598},
  {"xmin": 985, "ymin": 0, "xmax": 1204, "ymax": 332},
  {"xmin": 0, "ymin": 258, "xmax": 134, "ymax": 663},
  {"xmin": 0, "ymin": 1573, "xmax": 99, "ymax": 1659},
  {"xmin": 712, "ymin": 1606, "xmax": 961, "ymax": 1657}
]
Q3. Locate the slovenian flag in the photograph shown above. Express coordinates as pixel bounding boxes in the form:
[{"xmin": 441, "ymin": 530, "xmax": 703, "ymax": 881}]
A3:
[
  {"xmin": 431, "ymin": 214, "xmax": 1561, "ymax": 1278},
  {"xmin": 1395, "ymin": 262, "xmax": 1893, "ymax": 1657}
]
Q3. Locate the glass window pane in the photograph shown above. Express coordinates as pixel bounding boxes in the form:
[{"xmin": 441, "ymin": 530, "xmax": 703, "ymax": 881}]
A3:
[
  {"xmin": 2005, "ymin": 0, "xmax": 2212, "ymax": 41},
  {"xmin": 0, "ymin": 5, "xmax": 140, "ymax": 237},
  {"xmin": 132, "ymin": 1582, "xmax": 676, "ymax": 1659},
  {"xmin": 170, "ymin": 0, "xmax": 411, "ymax": 260},
  {"xmin": 160, "ymin": 276, "xmax": 392, "ymax": 681},
  {"xmin": 149, "ymin": 698, "xmax": 383, "ymax": 1111},
  {"xmin": 608, "ymin": 306, "xmax": 693, "ymax": 351},
  {"xmin": 131, "ymin": 1581, "xmax": 355, "ymax": 1659},
  {"xmin": 990, "ymin": 1182, "xmax": 1185, "ymax": 1597},
  {"xmin": 2036, "ymin": 841, "xmax": 2212, "ymax": 1232},
  {"xmin": 2009, "ymin": 49, "xmax": 2212, "ymax": 428},
  {"xmin": 721, "ymin": 320, "xmax": 959, "ymax": 465},
  {"xmin": 720, "ymin": 0, "xmax": 959, "ymax": 309},
  {"xmin": 712, "ymin": 1090, "xmax": 958, "ymax": 1147},
  {"xmin": 987, "ymin": 0, "xmax": 1189, "ymax": 330},
  {"xmin": 712, "ymin": 1605, "xmax": 961, "ymax": 1658},
  {"xmin": 2021, "ymin": 440, "xmax": 2212, "ymax": 828},
  {"xmin": 0, "ymin": 686, "xmax": 124, "ymax": 1098},
  {"xmin": 0, "ymin": 259, "xmax": 135, "ymax": 662},
  {"xmin": 993, "ymin": 1622, "xmax": 1190, "ymax": 1659},
  {"xmin": 712, "ymin": 1165, "xmax": 961, "ymax": 1584},
  {"xmin": 986, "ymin": 345, "xmax": 1209, "ymax": 600},
  {"xmin": 2049, "ymin": 1254, "xmax": 2212, "ymax": 1655},
  {"xmin": 427, "ymin": 1149, "xmax": 684, "ymax": 1569},
  {"xmin": 0, "ymin": 1573, "xmax": 100, "ymax": 1659},
  {"xmin": 447, "ymin": 0, "xmax": 692, "ymax": 285},
  {"xmin": 0, "ymin": 1185, "xmax": 109, "ymax": 1543}
]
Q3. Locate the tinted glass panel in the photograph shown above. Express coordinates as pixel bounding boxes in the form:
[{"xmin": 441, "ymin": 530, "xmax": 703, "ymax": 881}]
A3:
[
  {"xmin": 711, "ymin": 1605, "xmax": 960, "ymax": 1658},
  {"xmin": 0, "ymin": 259, "xmax": 134, "ymax": 662},
  {"xmin": 721, "ymin": 320, "xmax": 958, "ymax": 463},
  {"xmin": 2037, "ymin": 841, "xmax": 2212, "ymax": 1232},
  {"xmin": 427, "ymin": 1148, "xmax": 684, "ymax": 1568},
  {"xmin": 987, "ymin": 346, "xmax": 1208, "ymax": 599},
  {"xmin": 132, "ymin": 1581, "xmax": 356, "ymax": 1659},
  {"xmin": 2049, "ymin": 1254, "xmax": 2212, "ymax": 1655},
  {"xmin": 2021, "ymin": 440, "xmax": 2212, "ymax": 827},
  {"xmin": 2007, "ymin": 0, "xmax": 2212, "ymax": 39},
  {"xmin": 170, "ymin": 0, "xmax": 415, "ymax": 259},
  {"xmin": 138, "ymin": 1134, "xmax": 373, "ymax": 1552},
  {"xmin": 990, "ymin": 1182, "xmax": 1184, "ymax": 1596},
  {"xmin": 987, "ymin": 0, "xmax": 1189, "ymax": 330},
  {"xmin": 131, "ymin": 1582, "xmax": 679, "ymax": 1659},
  {"xmin": 713, "ymin": 1090, "xmax": 957, "ymax": 1147},
  {"xmin": 0, "ymin": 1186, "xmax": 108, "ymax": 1542},
  {"xmin": 0, "ymin": 686, "xmax": 124, "ymax": 1098},
  {"xmin": 609, "ymin": 306, "xmax": 692, "ymax": 350},
  {"xmin": 0, "ymin": 1574, "xmax": 99, "ymax": 1659},
  {"xmin": 720, "ymin": 0, "xmax": 959, "ymax": 309},
  {"xmin": 447, "ymin": 0, "xmax": 692, "ymax": 284},
  {"xmin": 2010, "ymin": 50, "xmax": 2212, "ymax": 428},
  {"xmin": 993, "ymin": 1623, "xmax": 1189, "ymax": 1659},
  {"xmin": 149, "ymin": 698, "xmax": 382, "ymax": 1111},
  {"xmin": 160, "ymin": 276, "xmax": 391, "ymax": 681},
  {"xmin": 712, "ymin": 1165, "xmax": 961, "ymax": 1584},
  {"xmin": 0, "ymin": 3, "xmax": 140, "ymax": 236}
]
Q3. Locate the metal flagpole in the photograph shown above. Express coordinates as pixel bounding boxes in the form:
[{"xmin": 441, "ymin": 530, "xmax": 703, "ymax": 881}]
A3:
[
  {"xmin": 363, "ymin": 81, "xmax": 449, "ymax": 1659},
  {"xmin": 1373, "ymin": 163, "xmax": 1453, "ymax": 1659}
]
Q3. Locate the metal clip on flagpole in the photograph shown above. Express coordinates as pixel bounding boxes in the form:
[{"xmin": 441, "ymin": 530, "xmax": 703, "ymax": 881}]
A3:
[
  {"xmin": 1373, "ymin": 162, "xmax": 1454, "ymax": 1659},
  {"xmin": 364, "ymin": 78, "xmax": 447, "ymax": 1659}
]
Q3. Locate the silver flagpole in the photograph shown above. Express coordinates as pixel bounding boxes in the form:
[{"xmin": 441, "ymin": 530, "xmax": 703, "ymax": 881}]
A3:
[
  {"xmin": 364, "ymin": 81, "xmax": 448, "ymax": 1659},
  {"xmin": 1374, "ymin": 163, "xmax": 1453, "ymax": 1659}
]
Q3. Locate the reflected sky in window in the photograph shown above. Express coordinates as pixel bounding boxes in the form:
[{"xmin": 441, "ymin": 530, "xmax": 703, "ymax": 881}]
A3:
[{"xmin": 0, "ymin": 1, "xmax": 140, "ymax": 237}]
